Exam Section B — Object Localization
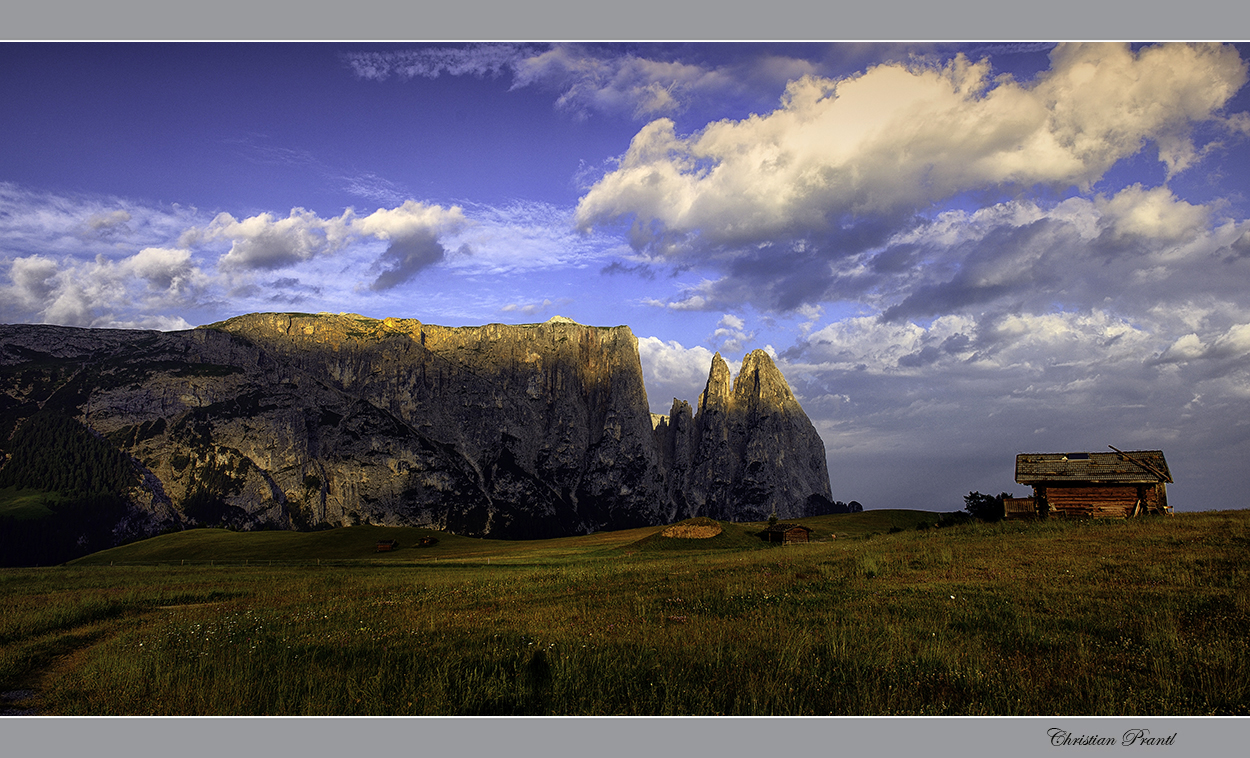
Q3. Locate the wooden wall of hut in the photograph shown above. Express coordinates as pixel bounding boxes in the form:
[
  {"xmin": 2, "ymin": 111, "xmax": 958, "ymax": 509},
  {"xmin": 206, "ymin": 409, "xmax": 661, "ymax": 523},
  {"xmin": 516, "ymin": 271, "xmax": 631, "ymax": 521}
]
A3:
[{"xmin": 1038, "ymin": 483, "xmax": 1168, "ymax": 518}]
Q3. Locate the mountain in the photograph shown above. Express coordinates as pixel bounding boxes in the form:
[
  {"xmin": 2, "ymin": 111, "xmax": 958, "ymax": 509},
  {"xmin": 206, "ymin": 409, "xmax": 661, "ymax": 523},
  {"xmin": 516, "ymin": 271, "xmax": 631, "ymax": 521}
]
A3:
[
  {"xmin": 0, "ymin": 313, "xmax": 833, "ymax": 561},
  {"xmin": 654, "ymin": 351, "xmax": 833, "ymax": 521}
]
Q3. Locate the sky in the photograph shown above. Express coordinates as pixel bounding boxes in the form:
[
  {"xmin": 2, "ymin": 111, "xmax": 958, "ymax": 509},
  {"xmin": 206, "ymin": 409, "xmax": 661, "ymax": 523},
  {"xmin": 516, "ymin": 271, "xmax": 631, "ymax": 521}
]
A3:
[{"xmin": 2, "ymin": 41, "xmax": 1249, "ymax": 513}]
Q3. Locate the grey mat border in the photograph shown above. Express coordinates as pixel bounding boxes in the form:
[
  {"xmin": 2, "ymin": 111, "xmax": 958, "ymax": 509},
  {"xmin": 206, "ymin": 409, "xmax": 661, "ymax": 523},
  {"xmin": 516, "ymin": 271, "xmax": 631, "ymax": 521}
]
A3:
[
  {"xmin": 3, "ymin": 0, "xmax": 1246, "ymax": 41},
  {"xmin": 3, "ymin": 716, "xmax": 1246, "ymax": 758}
]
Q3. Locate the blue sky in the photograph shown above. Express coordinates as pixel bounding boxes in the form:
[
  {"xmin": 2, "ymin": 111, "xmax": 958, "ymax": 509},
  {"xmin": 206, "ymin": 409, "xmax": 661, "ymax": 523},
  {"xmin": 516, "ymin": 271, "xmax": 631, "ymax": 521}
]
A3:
[{"xmin": 3, "ymin": 41, "xmax": 1249, "ymax": 512}]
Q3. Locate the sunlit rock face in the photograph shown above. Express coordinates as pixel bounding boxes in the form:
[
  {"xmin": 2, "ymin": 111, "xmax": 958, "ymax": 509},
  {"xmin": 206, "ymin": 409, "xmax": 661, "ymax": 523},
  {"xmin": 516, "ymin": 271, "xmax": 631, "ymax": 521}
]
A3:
[
  {"xmin": 0, "ymin": 313, "xmax": 831, "ymax": 543},
  {"xmin": 655, "ymin": 350, "xmax": 833, "ymax": 521}
]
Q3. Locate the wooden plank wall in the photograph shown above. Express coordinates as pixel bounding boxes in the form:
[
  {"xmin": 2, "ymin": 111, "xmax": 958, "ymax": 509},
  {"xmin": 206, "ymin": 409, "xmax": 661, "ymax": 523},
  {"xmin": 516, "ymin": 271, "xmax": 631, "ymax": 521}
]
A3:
[{"xmin": 1044, "ymin": 486, "xmax": 1138, "ymax": 518}]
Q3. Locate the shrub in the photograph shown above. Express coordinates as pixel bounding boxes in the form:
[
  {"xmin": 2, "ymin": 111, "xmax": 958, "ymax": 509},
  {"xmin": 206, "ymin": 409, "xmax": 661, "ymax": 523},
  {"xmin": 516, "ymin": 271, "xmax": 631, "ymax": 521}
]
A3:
[{"xmin": 964, "ymin": 491, "xmax": 1007, "ymax": 522}]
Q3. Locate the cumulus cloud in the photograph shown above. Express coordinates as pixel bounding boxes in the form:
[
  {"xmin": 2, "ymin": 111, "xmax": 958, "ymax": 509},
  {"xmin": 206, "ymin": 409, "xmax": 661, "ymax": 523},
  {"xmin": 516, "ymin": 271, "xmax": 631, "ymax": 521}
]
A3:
[
  {"xmin": 368, "ymin": 229, "xmax": 444, "ymax": 291},
  {"xmin": 5, "ymin": 255, "xmax": 61, "ymax": 312},
  {"xmin": 197, "ymin": 209, "xmax": 351, "ymax": 272},
  {"xmin": 2, "ymin": 247, "xmax": 207, "ymax": 329},
  {"xmin": 84, "ymin": 209, "xmax": 132, "ymax": 235},
  {"xmin": 1096, "ymin": 184, "xmax": 1210, "ymax": 245},
  {"xmin": 576, "ymin": 42, "xmax": 1247, "ymax": 288},
  {"xmin": 352, "ymin": 201, "xmax": 467, "ymax": 290},
  {"xmin": 124, "ymin": 247, "xmax": 197, "ymax": 293},
  {"xmin": 182, "ymin": 201, "xmax": 466, "ymax": 291},
  {"xmin": 0, "ymin": 187, "xmax": 218, "ymax": 328}
]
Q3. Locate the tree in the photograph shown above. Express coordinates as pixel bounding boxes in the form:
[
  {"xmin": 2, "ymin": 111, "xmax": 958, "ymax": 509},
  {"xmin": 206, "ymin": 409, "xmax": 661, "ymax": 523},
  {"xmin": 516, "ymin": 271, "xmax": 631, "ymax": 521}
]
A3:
[{"xmin": 964, "ymin": 491, "xmax": 1007, "ymax": 522}]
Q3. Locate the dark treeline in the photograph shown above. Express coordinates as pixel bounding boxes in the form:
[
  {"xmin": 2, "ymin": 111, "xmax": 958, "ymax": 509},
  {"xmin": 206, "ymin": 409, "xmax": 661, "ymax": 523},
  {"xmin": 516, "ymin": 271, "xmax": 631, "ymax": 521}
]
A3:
[
  {"xmin": 0, "ymin": 411, "xmax": 139, "ymax": 496},
  {"xmin": 0, "ymin": 411, "xmax": 139, "ymax": 566}
]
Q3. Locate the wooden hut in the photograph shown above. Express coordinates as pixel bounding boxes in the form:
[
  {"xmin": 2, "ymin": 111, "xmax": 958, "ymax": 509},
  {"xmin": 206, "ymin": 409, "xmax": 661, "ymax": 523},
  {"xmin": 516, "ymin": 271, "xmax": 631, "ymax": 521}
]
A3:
[
  {"xmin": 1015, "ymin": 448, "xmax": 1172, "ymax": 518},
  {"xmin": 763, "ymin": 523, "xmax": 813, "ymax": 544},
  {"xmin": 375, "ymin": 539, "xmax": 399, "ymax": 552}
]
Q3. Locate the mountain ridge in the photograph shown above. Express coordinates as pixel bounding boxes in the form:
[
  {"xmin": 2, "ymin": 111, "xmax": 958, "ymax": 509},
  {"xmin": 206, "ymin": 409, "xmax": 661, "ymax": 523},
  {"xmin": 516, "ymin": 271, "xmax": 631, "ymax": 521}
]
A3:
[{"xmin": 0, "ymin": 312, "xmax": 835, "ymax": 562}]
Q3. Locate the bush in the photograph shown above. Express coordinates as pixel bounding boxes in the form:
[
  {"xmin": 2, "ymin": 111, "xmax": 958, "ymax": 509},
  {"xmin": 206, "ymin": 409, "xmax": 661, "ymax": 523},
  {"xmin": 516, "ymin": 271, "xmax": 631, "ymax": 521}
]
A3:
[
  {"xmin": 964, "ymin": 491, "xmax": 1007, "ymax": 522},
  {"xmin": 936, "ymin": 512, "xmax": 973, "ymax": 528}
]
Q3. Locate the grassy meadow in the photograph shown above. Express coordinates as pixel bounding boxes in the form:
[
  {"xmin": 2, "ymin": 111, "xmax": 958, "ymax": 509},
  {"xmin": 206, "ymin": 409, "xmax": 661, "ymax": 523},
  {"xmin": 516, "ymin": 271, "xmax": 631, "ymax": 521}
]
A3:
[
  {"xmin": 0, "ymin": 486, "xmax": 56, "ymax": 521},
  {"xmin": 1, "ymin": 509, "xmax": 1247, "ymax": 716}
]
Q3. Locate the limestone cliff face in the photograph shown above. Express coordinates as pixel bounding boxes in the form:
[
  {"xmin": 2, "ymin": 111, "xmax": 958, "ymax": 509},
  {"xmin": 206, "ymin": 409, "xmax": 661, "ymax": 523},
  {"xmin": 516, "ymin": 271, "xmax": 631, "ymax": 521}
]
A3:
[
  {"xmin": 0, "ymin": 313, "xmax": 831, "ymax": 549},
  {"xmin": 206, "ymin": 313, "xmax": 669, "ymax": 536},
  {"xmin": 656, "ymin": 350, "xmax": 833, "ymax": 521}
]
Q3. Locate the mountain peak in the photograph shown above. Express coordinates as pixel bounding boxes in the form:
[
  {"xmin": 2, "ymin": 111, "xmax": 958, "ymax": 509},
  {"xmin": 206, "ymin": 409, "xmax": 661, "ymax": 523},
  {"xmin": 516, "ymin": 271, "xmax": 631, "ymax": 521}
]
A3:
[
  {"xmin": 733, "ymin": 349, "xmax": 797, "ymax": 409},
  {"xmin": 698, "ymin": 352, "xmax": 733, "ymax": 412}
]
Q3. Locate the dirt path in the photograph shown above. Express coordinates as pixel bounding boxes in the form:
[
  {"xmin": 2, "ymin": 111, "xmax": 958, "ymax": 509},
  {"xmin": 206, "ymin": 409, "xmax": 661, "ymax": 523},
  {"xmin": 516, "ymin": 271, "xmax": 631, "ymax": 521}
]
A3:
[{"xmin": 0, "ymin": 611, "xmax": 161, "ymax": 716}]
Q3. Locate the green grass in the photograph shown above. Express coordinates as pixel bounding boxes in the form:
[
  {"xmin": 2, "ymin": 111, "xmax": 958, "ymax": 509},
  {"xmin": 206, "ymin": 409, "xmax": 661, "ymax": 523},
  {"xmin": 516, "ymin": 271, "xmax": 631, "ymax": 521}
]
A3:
[
  {"xmin": 4, "ymin": 510, "xmax": 1248, "ymax": 716},
  {"xmin": 0, "ymin": 486, "xmax": 57, "ymax": 521}
]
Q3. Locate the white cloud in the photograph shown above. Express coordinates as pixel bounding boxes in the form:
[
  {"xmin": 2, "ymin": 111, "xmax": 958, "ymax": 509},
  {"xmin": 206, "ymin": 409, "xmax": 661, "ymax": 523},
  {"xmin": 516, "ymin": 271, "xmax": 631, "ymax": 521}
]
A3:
[
  {"xmin": 1211, "ymin": 323, "xmax": 1250, "ymax": 359},
  {"xmin": 184, "ymin": 201, "xmax": 466, "ymax": 292},
  {"xmin": 201, "ymin": 209, "xmax": 351, "ymax": 272},
  {"xmin": 576, "ymin": 43, "xmax": 1246, "ymax": 253},
  {"xmin": 351, "ymin": 202, "xmax": 468, "ymax": 290},
  {"xmin": 1159, "ymin": 333, "xmax": 1208, "ymax": 363},
  {"xmin": 125, "ymin": 247, "xmax": 197, "ymax": 292},
  {"xmin": 85, "ymin": 210, "xmax": 132, "ymax": 234},
  {"xmin": 1096, "ymin": 184, "xmax": 1209, "ymax": 244},
  {"xmin": 1158, "ymin": 323, "xmax": 1250, "ymax": 364},
  {"xmin": 6, "ymin": 255, "xmax": 61, "ymax": 310},
  {"xmin": 353, "ymin": 201, "xmax": 466, "ymax": 241},
  {"xmin": 0, "ymin": 184, "xmax": 626, "ymax": 329},
  {"xmin": 771, "ymin": 302, "xmax": 1250, "ymax": 511},
  {"xmin": 795, "ymin": 309, "xmax": 1157, "ymax": 378},
  {"xmin": 2, "ymin": 247, "xmax": 209, "ymax": 329}
]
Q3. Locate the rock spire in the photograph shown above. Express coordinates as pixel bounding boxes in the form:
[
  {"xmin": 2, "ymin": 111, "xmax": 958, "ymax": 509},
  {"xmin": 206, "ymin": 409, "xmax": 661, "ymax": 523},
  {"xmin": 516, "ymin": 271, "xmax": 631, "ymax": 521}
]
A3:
[{"xmin": 657, "ymin": 349, "xmax": 833, "ymax": 521}]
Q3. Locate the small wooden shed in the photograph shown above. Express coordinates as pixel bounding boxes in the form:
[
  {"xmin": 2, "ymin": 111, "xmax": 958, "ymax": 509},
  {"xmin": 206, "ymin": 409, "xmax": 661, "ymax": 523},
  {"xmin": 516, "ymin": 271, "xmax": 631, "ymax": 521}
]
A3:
[
  {"xmin": 1015, "ymin": 448, "xmax": 1172, "ymax": 518},
  {"xmin": 375, "ymin": 539, "xmax": 399, "ymax": 552},
  {"xmin": 763, "ymin": 523, "xmax": 812, "ymax": 544}
]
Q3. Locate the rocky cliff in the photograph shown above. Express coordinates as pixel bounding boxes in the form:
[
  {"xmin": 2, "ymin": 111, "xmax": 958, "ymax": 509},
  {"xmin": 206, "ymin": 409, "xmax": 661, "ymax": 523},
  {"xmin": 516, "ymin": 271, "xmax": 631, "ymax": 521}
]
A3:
[{"xmin": 0, "ymin": 313, "xmax": 832, "ymax": 555}]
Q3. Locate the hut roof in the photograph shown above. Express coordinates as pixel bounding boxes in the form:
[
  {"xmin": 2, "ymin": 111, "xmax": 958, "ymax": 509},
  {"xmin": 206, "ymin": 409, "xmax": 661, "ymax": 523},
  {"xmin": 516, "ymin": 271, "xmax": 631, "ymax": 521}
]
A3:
[{"xmin": 1016, "ymin": 450, "xmax": 1171, "ymax": 485}]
